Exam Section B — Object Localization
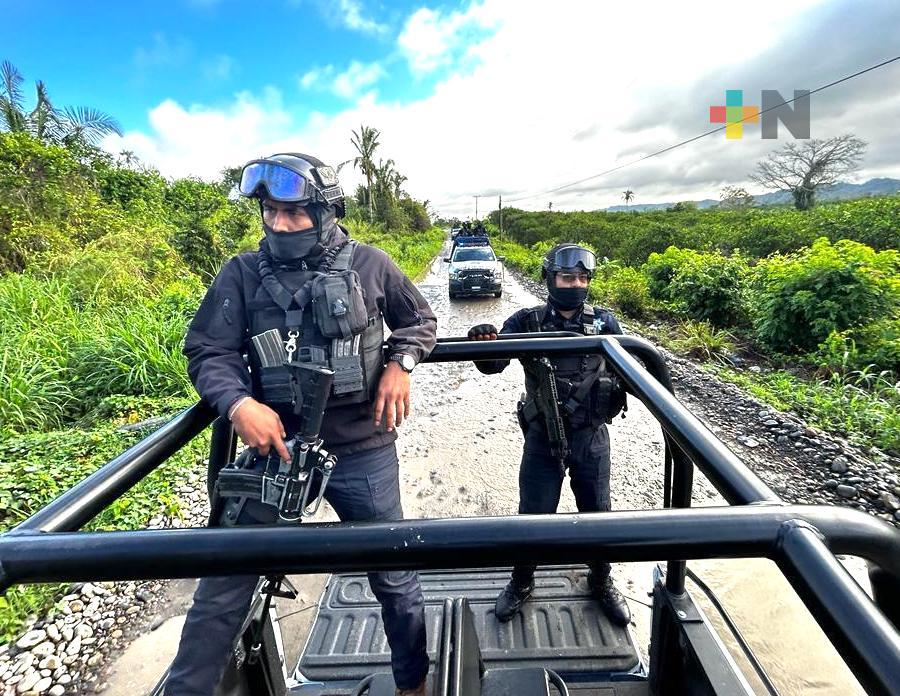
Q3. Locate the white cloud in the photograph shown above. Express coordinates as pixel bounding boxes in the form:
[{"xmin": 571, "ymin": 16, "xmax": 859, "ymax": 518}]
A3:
[
  {"xmin": 109, "ymin": 0, "xmax": 900, "ymax": 218},
  {"xmin": 398, "ymin": 3, "xmax": 498, "ymax": 74},
  {"xmin": 103, "ymin": 89, "xmax": 294, "ymax": 180},
  {"xmin": 300, "ymin": 61, "xmax": 385, "ymax": 100},
  {"xmin": 333, "ymin": 61, "xmax": 386, "ymax": 99},
  {"xmin": 300, "ymin": 65, "xmax": 334, "ymax": 90},
  {"xmin": 339, "ymin": 0, "xmax": 388, "ymax": 35}
]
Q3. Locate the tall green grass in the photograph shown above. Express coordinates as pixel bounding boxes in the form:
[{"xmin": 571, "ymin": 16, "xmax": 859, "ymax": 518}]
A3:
[
  {"xmin": 0, "ymin": 272, "xmax": 198, "ymax": 435},
  {"xmin": 343, "ymin": 219, "xmax": 444, "ymax": 280}
]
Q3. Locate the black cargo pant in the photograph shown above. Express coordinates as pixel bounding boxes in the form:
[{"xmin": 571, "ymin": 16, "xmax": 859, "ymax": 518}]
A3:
[
  {"xmin": 511, "ymin": 423, "xmax": 612, "ymax": 588},
  {"xmin": 165, "ymin": 442, "xmax": 428, "ymax": 695}
]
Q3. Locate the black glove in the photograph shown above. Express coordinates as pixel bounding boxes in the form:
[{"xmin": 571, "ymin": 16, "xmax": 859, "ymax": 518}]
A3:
[{"xmin": 468, "ymin": 323, "xmax": 499, "ymax": 340}]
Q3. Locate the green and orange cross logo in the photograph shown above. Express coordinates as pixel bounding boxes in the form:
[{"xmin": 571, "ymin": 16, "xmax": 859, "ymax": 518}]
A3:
[{"xmin": 710, "ymin": 90, "xmax": 760, "ymax": 139}]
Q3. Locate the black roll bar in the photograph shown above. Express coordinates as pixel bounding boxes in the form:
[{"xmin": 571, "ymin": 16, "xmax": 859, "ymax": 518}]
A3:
[
  {"xmin": 8, "ymin": 402, "xmax": 216, "ymax": 535},
  {"xmin": 2, "ymin": 334, "xmax": 899, "ymax": 694},
  {"xmin": 430, "ymin": 334, "xmax": 780, "ymax": 594},
  {"xmin": 1, "ymin": 507, "xmax": 898, "ymax": 694}
]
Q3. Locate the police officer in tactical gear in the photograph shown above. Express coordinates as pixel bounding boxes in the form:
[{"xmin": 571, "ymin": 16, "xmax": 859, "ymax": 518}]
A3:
[
  {"xmin": 467, "ymin": 243, "xmax": 631, "ymax": 626},
  {"xmin": 166, "ymin": 153, "xmax": 436, "ymax": 696}
]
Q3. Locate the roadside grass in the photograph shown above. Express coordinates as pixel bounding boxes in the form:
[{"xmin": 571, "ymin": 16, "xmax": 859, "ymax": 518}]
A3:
[
  {"xmin": 710, "ymin": 364, "xmax": 900, "ymax": 456},
  {"xmin": 343, "ymin": 220, "xmax": 444, "ymax": 281},
  {"xmin": 666, "ymin": 320, "xmax": 737, "ymax": 363}
]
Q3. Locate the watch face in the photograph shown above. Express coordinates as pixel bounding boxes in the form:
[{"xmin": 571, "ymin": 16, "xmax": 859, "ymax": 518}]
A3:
[{"xmin": 398, "ymin": 354, "xmax": 415, "ymax": 371}]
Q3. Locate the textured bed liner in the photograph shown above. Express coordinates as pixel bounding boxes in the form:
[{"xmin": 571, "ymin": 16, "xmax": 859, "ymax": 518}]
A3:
[{"xmin": 296, "ymin": 565, "xmax": 641, "ymax": 684}]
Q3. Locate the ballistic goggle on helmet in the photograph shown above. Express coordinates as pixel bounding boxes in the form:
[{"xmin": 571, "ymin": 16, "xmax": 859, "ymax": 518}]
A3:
[
  {"xmin": 239, "ymin": 153, "xmax": 346, "ymax": 217},
  {"xmin": 541, "ymin": 244, "xmax": 597, "ymax": 279}
]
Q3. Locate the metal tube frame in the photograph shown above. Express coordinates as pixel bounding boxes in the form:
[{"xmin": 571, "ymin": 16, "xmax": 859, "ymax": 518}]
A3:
[
  {"xmin": 2, "ymin": 335, "xmax": 898, "ymax": 694},
  {"xmin": 8, "ymin": 403, "xmax": 215, "ymax": 535}
]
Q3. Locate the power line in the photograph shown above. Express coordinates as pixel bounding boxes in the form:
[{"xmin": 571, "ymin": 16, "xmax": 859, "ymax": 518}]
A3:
[{"xmin": 502, "ymin": 54, "xmax": 900, "ymax": 205}]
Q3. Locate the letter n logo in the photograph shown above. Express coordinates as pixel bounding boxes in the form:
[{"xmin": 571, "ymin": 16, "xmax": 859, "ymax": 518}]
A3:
[{"xmin": 761, "ymin": 90, "xmax": 810, "ymax": 139}]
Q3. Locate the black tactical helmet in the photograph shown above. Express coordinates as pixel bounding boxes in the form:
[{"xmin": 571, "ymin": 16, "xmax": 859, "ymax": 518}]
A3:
[
  {"xmin": 238, "ymin": 152, "xmax": 346, "ymax": 218},
  {"xmin": 541, "ymin": 243, "xmax": 597, "ymax": 280}
]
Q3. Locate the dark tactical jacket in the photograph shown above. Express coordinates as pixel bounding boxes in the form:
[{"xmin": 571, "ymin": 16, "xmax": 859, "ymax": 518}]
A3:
[
  {"xmin": 185, "ymin": 225, "xmax": 437, "ymax": 456},
  {"xmin": 475, "ymin": 304, "xmax": 625, "ymax": 429}
]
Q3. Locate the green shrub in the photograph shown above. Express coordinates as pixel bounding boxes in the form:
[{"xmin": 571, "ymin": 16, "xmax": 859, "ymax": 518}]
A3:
[
  {"xmin": 643, "ymin": 246, "xmax": 695, "ymax": 302},
  {"xmin": 41, "ymin": 225, "xmax": 188, "ymax": 306},
  {"xmin": 490, "ymin": 196, "xmax": 900, "ymax": 270},
  {"xmin": 813, "ymin": 320, "xmax": 900, "ymax": 375},
  {"xmin": 489, "ymin": 237, "xmax": 544, "ymax": 279},
  {"xmin": 342, "ymin": 219, "xmax": 443, "ymax": 280},
  {"xmin": 753, "ymin": 238, "xmax": 900, "ymax": 353},
  {"xmin": 593, "ymin": 264, "xmax": 651, "ymax": 318},
  {"xmin": 668, "ymin": 250, "xmax": 750, "ymax": 328}
]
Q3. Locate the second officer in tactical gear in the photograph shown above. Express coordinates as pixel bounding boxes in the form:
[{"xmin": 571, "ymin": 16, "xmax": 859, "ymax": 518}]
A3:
[
  {"xmin": 166, "ymin": 153, "xmax": 436, "ymax": 696},
  {"xmin": 467, "ymin": 243, "xmax": 631, "ymax": 626}
]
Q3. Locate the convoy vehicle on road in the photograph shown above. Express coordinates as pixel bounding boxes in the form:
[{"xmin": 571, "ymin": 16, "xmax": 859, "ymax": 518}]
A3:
[{"xmin": 445, "ymin": 244, "xmax": 504, "ymax": 299}]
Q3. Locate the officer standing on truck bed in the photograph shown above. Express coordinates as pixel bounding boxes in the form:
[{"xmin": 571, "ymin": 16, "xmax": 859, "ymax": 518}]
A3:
[
  {"xmin": 166, "ymin": 153, "xmax": 435, "ymax": 696},
  {"xmin": 467, "ymin": 243, "xmax": 631, "ymax": 626}
]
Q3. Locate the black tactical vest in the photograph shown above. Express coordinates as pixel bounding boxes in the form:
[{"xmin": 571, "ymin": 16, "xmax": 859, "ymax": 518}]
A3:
[
  {"xmin": 522, "ymin": 304, "xmax": 626, "ymax": 428},
  {"xmin": 247, "ymin": 241, "xmax": 385, "ymax": 409}
]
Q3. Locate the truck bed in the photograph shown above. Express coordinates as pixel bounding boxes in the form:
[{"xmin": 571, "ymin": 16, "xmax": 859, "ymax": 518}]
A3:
[{"xmin": 294, "ymin": 566, "xmax": 643, "ymax": 693}]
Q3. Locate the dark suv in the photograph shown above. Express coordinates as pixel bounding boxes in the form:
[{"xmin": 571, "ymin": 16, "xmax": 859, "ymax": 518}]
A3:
[{"xmin": 445, "ymin": 245, "xmax": 504, "ymax": 299}]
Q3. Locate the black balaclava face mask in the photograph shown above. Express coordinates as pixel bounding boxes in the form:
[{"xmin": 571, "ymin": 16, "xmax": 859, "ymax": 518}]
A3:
[
  {"xmin": 263, "ymin": 224, "xmax": 319, "ymax": 262},
  {"xmin": 261, "ymin": 203, "xmax": 338, "ymax": 264},
  {"xmin": 547, "ymin": 273, "xmax": 589, "ymax": 311}
]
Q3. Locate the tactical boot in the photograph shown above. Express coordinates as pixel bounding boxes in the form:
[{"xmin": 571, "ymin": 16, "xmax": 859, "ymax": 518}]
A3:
[
  {"xmin": 494, "ymin": 580, "xmax": 534, "ymax": 622},
  {"xmin": 590, "ymin": 575, "xmax": 631, "ymax": 626},
  {"xmin": 396, "ymin": 678, "xmax": 426, "ymax": 696}
]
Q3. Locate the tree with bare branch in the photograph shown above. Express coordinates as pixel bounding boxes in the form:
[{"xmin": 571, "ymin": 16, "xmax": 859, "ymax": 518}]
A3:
[
  {"xmin": 719, "ymin": 186, "xmax": 754, "ymax": 210},
  {"xmin": 749, "ymin": 135, "xmax": 866, "ymax": 210}
]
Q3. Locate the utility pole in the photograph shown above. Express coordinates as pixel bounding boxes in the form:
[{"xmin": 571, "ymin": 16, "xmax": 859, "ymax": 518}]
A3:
[
  {"xmin": 498, "ymin": 195, "xmax": 503, "ymax": 242},
  {"xmin": 474, "ymin": 195, "xmax": 479, "ymax": 219}
]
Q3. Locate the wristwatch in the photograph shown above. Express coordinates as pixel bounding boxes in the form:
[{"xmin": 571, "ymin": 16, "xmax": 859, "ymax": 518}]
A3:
[{"xmin": 389, "ymin": 353, "xmax": 416, "ymax": 373}]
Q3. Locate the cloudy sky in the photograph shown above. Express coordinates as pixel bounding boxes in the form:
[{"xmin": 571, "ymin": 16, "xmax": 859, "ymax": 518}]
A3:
[{"xmin": 4, "ymin": 0, "xmax": 899, "ymax": 217}]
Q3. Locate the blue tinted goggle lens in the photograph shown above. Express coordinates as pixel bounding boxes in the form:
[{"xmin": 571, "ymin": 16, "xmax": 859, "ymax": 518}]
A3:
[
  {"xmin": 239, "ymin": 162, "xmax": 311, "ymax": 201},
  {"xmin": 553, "ymin": 247, "xmax": 596, "ymax": 272}
]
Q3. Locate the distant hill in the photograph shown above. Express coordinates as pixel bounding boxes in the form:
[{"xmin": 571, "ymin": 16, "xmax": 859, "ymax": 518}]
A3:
[{"xmin": 604, "ymin": 177, "xmax": 900, "ymax": 212}]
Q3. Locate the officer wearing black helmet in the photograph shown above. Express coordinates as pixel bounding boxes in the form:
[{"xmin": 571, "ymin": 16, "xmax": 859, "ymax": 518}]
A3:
[
  {"xmin": 166, "ymin": 153, "xmax": 435, "ymax": 696},
  {"xmin": 467, "ymin": 243, "xmax": 631, "ymax": 626}
]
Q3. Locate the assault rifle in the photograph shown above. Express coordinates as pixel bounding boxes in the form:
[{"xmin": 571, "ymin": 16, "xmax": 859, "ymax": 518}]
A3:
[
  {"xmin": 260, "ymin": 362, "xmax": 336, "ymax": 521},
  {"xmin": 524, "ymin": 356, "xmax": 569, "ymax": 474}
]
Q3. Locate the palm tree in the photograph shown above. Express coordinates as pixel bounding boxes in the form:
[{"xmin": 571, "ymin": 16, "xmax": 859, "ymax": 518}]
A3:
[
  {"xmin": 622, "ymin": 190, "xmax": 634, "ymax": 208},
  {"xmin": 373, "ymin": 158, "xmax": 397, "ymax": 216},
  {"xmin": 391, "ymin": 170, "xmax": 407, "ymax": 198},
  {"xmin": 348, "ymin": 125, "xmax": 381, "ymax": 221},
  {"xmin": 1, "ymin": 60, "xmax": 122, "ymax": 146}
]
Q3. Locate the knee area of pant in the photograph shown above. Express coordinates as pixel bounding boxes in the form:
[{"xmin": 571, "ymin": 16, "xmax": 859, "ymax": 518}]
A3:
[{"xmin": 369, "ymin": 569, "xmax": 419, "ymax": 590}]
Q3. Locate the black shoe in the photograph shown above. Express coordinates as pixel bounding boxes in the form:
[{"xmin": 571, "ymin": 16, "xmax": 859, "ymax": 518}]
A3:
[
  {"xmin": 590, "ymin": 576, "xmax": 631, "ymax": 626},
  {"xmin": 494, "ymin": 581, "xmax": 534, "ymax": 622}
]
